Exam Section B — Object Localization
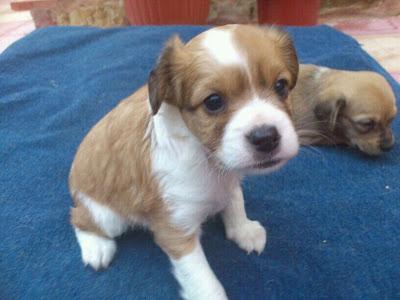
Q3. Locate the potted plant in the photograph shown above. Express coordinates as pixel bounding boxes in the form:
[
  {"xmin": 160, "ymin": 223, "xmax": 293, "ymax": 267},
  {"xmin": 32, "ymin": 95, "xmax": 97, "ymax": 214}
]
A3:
[
  {"xmin": 124, "ymin": 0, "xmax": 210, "ymax": 25},
  {"xmin": 258, "ymin": 0, "xmax": 321, "ymax": 26}
]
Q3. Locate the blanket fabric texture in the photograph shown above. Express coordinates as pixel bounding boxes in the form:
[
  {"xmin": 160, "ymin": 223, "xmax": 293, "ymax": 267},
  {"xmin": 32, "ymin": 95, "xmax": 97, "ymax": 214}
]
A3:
[{"xmin": 0, "ymin": 25, "xmax": 399, "ymax": 299}]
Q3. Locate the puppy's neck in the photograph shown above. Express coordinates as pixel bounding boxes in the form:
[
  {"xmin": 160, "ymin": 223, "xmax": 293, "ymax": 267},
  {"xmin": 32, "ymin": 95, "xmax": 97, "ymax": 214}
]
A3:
[{"xmin": 150, "ymin": 102, "xmax": 239, "ymax": 232}]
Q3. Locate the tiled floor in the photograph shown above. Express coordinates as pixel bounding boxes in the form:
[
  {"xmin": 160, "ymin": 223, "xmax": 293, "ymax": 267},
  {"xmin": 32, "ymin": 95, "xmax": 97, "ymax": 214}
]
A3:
[
  {"xmin": 324, "ymin": 16, "xmax": 400, "ymax": 82},
  {"xmin": 0, "ymin": 1, "xmax": 399, "ymax": 82},
  {"xmin": 0, "ymin": 0, "xmax": 35, "ymax": 53}
]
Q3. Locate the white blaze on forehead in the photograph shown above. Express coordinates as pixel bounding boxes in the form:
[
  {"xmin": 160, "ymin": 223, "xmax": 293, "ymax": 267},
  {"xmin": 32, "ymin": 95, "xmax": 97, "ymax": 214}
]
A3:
[{"xmin": 201, "ymin": 28, "xmax": 243, "ymax": 65}]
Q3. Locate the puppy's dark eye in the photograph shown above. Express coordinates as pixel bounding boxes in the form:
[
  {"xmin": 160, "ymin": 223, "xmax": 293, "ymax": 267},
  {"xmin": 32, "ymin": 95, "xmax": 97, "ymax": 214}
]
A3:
[
  {"xmin": 274, "ymin": 79, "xmax": 289, "ymax": 99},
  {"xmin": 203, "ymin": 93, "xmax": 225, "ymax": 114},
  {"xmin": 356, "ymin": 119, "xmax": 376, "ymax": 132}
]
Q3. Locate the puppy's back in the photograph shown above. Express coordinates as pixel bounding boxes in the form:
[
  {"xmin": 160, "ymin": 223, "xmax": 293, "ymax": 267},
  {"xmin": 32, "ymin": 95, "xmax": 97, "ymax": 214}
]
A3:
[
  {"xmin": 289, "ymin": 64, "xmax": 324, "ymax": 143},
  {"xmin": 69, "ymin": 86, "xmax": 161, "ymax": 218}
]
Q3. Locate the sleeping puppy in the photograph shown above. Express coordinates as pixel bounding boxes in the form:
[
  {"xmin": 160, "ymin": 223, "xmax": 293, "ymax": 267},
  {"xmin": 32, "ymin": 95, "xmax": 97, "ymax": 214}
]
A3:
[
  {"xmin": 69, "ymin": 25, "xmax": 299, "ymax": 299},
  {"xmin": 290, "ymin": 64, "xmax": 397, "ymax": 155}
]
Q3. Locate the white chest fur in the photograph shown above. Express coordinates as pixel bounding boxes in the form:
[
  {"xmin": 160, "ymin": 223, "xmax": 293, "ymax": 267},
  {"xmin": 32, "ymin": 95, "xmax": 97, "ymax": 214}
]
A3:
[{"xmin": 150, "ymin": 103, "xmax": 238, "ymax": 234}]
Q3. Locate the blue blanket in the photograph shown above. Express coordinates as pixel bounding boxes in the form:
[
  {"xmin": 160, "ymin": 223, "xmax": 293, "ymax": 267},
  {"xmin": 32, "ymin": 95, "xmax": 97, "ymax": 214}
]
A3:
[{"xmin": 1, "ymin": 25, "xmax": 399, "ymax": 300}]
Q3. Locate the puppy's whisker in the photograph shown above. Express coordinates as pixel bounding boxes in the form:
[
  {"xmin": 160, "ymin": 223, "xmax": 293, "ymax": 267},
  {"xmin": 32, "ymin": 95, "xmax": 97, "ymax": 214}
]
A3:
[
  {"xmin": 300, "ymin": 147, "xmax": 330, "ymax": 165},
  {"xmin": 294, "ymin": 119, "xmax": 327, "ymax": 128},
  {"xmin": 301, "ymin": 145, "xmax": 324, "ymax": 156},
  {"xmin": 296, "ymin": 129, "xmax": 336, "ymax": 144},
  {"xmin": 294, "ymin": 117, "xmax": 323, "ymax": 126},
  {"xmin": 296, "ymin": 128, "xmax": 326, "ymax": 137},
  {"xmin": 292, "ymin": 115, "xmax": 315, "ymax": 123}
]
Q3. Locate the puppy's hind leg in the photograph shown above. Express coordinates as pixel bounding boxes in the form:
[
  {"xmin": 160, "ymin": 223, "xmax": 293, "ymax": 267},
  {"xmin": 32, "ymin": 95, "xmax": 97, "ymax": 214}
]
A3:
[{"xmin": 71, "ymin": 192, "xmax": 129, "ymax": 270}]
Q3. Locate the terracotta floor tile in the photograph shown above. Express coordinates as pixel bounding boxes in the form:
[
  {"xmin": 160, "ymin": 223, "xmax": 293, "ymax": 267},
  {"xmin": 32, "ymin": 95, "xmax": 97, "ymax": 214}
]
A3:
[
  {"xmin": 355, "ymin": 34, "xmax": 400, "ymax": 73},
  {"xmin": 326, "ymin": 16, "xmax": 400, "ymax": 82},
  {"xmin": 0, "ymin": 20, "xmax": 34, "ymax": 36},
  {"xmin": 392, "ymin": 73, "xmax": 400, "ymax": 82},
  {"xmin": 0, "ymin": 10, "xmax": 31, "ymax": 22},
  {"xmin": 343, "ymin": 18, "xmax": 394, "ymax": 32},
  {"xmin": 0, "ymin": 3, "xmax": 398, "ymax": 83},
  {"xmin": 0, "ymin": 35, "xmax": 23, "ymax": 52},
  {"xmin": 388, "ymin": 17, "xmax": 400, "ymax": 28},
  {"xmin": 326, "ymin": 17, "xmax": 399, "ymax": 35}
]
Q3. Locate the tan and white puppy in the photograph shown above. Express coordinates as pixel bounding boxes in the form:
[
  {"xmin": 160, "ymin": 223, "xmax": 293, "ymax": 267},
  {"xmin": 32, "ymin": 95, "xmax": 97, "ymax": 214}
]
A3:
[
  {"xmin": 69, "ymin": 25, "xmax": 299, "ymax": 299},
  {"xmin": 290, "ymin": 64, "xmax": 397, "ymax": 155}
]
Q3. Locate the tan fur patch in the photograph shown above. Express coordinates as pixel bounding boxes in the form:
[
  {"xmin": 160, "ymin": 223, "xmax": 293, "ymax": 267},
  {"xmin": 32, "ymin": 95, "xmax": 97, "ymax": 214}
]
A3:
[
  {"xmin": 150, "ymin": 25, "xmax": 298, "ymax": 153},
  {"xmin": 290, "ymin": 64, "xmax": 397, "ymax": 154},
  {"xmin": 70, "ymin": 86, "xmax": 199, "ymax": 259},
  {"xmin": 70, "ymin": 25, "xmax": 300, "ymax": 259},
  {"xmin": 232, "ymin": 25, "xmax": 298, "ymax": 90},
  {"xmin": 70, "ymin": 203, "xmax": 107, "ymax": 238}
]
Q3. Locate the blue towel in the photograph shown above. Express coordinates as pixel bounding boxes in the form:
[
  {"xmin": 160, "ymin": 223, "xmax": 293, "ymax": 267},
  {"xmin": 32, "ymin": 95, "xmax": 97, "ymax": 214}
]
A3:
[{"xmin": 0, "ymin": 25, "xmax": 399, "ymax": 300}]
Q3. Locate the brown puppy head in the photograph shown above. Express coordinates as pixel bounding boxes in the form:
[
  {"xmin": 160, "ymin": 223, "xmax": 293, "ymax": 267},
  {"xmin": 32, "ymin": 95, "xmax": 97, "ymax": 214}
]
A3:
[
  {"xmin": 148, "ymin": 25, "xmax": 299, "ymax": 174},
  {"xmin": 314, "ymin": 70, "xmax": 397, "ymax": 155}
]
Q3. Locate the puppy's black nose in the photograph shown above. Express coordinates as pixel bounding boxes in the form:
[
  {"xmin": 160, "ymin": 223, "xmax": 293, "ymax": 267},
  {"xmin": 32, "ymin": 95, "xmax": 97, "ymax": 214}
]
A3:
[
  {"xmin": 247, "ymin": 125, "xmax": 280, "ymax": 153},
  {"xmin": 380, "ymin": 134, "xmax": 395, "ymax": 152}
]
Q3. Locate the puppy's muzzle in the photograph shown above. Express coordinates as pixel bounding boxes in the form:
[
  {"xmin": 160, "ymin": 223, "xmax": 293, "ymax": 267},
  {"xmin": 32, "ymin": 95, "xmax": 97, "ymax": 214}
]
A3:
[
  {"xmin": 246, "ymin": 125, "xmax": 280, "ymax": 153},
  {"xmin": 380, "ymin": 134, "xmax": 395, "ymax": 152},
  {"xmin": 380, "ymin": 128, "xmax": 395, "ymax": 152}
]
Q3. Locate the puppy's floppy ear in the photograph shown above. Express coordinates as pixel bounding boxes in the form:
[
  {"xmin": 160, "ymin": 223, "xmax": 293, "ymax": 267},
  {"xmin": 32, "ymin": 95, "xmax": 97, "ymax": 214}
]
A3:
[
  {"xmin": 148, "ymin": 35, "xmax": 186, "ymax": 115},
  {"xmin": 268, "ymin": 27, "xmax": 299, "ymax": 88},
  {"xmin": 314, "ymin": 98, "xmax": 346, "ymax": 131},
  {"xmin": 148, "ymin": 69, "xmax": 160, "ymax": 114}
]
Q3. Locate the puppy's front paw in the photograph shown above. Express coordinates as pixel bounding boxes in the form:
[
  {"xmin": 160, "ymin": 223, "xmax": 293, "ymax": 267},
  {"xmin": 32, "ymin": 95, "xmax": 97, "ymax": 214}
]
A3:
[
  {"xmin": 225, "ymin": 220, "xmax": 266, "ymax": 254},
  {"xmin": 75, "ymin": 229, "xmax": 117, "ymax": 270}
]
